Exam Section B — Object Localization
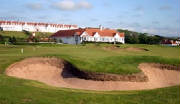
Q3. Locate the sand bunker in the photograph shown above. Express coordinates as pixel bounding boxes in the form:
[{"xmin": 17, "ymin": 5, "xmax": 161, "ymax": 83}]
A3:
[
  {"xmin": 103, "ymin": 46, "xmax": 149, "ymax": 52},
  {"xmin": 6, "ymin": 57, "xmax": 180, "ymax": 91},
  {"xmin": 125, "ymin": 47, "xmax": 149, "ymax": 51}
]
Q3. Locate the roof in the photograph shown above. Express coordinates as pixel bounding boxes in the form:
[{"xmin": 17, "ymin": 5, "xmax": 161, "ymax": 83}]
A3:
[
  {"xmin": 0, "ymin": 20, "xmax": 78, "ymax": 28},
  {"xmin": 51, "ymin": 28, "xmax": 85, "ymax": 37},
  {"xmin": 161, "ymin": 39, "xmax": 177, "ymax": 44},
  {"xmin": 51, "ymin": 28, "xmax": 124, "ymax": 37}
]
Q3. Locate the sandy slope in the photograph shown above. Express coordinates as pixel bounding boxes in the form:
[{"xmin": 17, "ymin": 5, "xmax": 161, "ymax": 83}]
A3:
[{"xmin": 5, "ymin": 57, "xmax": 180, "ymax": 91}]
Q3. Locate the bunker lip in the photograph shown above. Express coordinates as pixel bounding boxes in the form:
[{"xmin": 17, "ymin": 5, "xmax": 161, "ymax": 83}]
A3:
[
  {"xmin": 5, "ymin": 57, "xmax": 180, "ymax": 91},
  {"xmin": 63, "ymin": 61, "xmax": 148, "ymax": 82}
]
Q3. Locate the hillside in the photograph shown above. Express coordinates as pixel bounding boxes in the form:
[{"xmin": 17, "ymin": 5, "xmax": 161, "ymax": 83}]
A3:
[
  {"xmin": 0, "ymin": 31, "xmax": 53, "ymax": 38},
  {"xmin": 117, "ymin": 29, "xmax": 177, "ymax": 44}
]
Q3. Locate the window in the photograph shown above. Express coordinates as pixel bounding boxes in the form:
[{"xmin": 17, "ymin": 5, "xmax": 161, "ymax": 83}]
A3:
[
  {"xmin": 94, "ymin": 37, "xmax": 97, "ymax": 41},
  {"xmin": 83, "ymin": 37, "xmax": 86, "ymax": 41},
  {"xmin": 102, "ymin": 37, "xmax": 104, "ymax": 41},
  {"xmin": 86, "ymin": 37, "xmax": 88, "ymax": 41}
]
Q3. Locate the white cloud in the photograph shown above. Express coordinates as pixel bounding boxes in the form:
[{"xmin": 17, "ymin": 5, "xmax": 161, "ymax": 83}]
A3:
[
  {"xmin": 78, "ymin": 1, "xmax": 92, "ymax": 9},
  {"xmin": 142, "ymin": 28, "xmax": 157, "ymax": 33},
  {"xmin": 141, "ymin": 27, "xmax": 179, "ymax": 36},
  {"xmin": 121, "ymin": 27, "xmax": 136, "ymax": 31},
  {"xmin": 53, "ymin": 0, "xmax": 76, "ymax": 10},
  {"xmin": 52, "ymin": 0, "xmax": 92, "ymax": 11}
]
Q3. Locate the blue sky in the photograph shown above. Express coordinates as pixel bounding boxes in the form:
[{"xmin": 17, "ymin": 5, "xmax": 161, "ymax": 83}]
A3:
[{"xmin": 0, "ymin": 0, "xmax": 179, "ymax": 36}]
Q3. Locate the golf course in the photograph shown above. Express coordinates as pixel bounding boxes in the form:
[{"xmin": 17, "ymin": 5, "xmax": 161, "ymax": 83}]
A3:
[
  {"xmin": 0, "ymin": 37, "xmax": 180, "ymax": 104},
  {"xmin": 0, "ymin": 0, "xmax": 179, "ymax": 103}
]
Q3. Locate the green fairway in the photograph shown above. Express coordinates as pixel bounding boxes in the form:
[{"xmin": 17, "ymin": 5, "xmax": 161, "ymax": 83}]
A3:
[
  {"xmin": 0, "ymin": 38, "xmax": 180, "ymax": 103},
  {"xmin": 0, "ymin": 43, "xmax": 179, "ymax": 74}
]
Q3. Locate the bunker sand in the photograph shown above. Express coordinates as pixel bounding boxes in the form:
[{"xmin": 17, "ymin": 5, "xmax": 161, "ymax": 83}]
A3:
[{"xmin": 6, "ymin": 58, "xmax": 180, "ymax": 91}]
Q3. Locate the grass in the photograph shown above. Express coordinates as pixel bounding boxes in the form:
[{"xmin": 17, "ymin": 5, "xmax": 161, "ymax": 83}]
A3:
[
  {"xmin": 0, "ymin": 43, "xmax": 179, "ymax": 74},
  {"xmin": 0, "ymin": 31, "xmax": 52, "ymax": 38},
  {"xmin": 80, "ymin": 56, "xmax": 180, "ymax": 74},
  {"xmin": 0, "ymin": 75, "xmax": 179, "ymax": 104},
  {"xmin": 0, "ymin": 31, "xmax": 180, "ymax": 103}
]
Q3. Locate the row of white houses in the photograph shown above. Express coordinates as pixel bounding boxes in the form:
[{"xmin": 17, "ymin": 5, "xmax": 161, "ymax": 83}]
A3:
[
  {"xmin": 51, "ymin": 27, "xmax": 125, "ymax": 44},
  {"xmin": 0, "ymin": 20, "xmax": 78, "ymax": 33}
]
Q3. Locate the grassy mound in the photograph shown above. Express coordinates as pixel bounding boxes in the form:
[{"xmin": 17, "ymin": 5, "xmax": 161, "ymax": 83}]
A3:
[{"xmin": 51, "ymin": 55, "xmax": 179, "ymax": 75}]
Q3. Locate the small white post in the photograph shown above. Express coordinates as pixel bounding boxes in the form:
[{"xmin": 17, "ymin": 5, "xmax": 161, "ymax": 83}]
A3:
[{"xmin": 21, "ymin": 48, "xmax": 24, "ymax": 54}]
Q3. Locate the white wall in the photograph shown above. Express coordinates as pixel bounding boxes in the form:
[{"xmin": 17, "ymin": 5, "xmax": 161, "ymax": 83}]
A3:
[
  {"xmin": 161, "ymin": 44, "xmax": 178, "ymax": 46},
  {"xmin": 80, "ymin": 32, "xmax": 125, "ymax": 44}
]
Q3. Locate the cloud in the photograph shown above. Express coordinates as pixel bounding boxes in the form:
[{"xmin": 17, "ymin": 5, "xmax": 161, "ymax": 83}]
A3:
[
  {"xmin": 141, "ymin": 27, "xmax": 179, "ymax": 36},
  {"xmin": 26, "ymin": 3, "xmax": 43, "ymax": 10},
  {"xmin": 52, "ymin": 0, "xmax": 92, "ymax": 11},
  {"xmin": 142, "ymin": 28, "xmax": 157, "ymax": 34},
  {"xmin": 53, "ymin": 0, "xmax": 76, "ymax": 11},
  {"xmin": 131, "ymin": 22, "xmax": 141, "ymax": 27},
  {"xmin": 78, "ymin": 1, "xmax": 92, "ymax": 9},
  {"xmin": 121, "ymin": 27, "xmax": 136, "ymax": 31},
  {"xmin": 159, "ymin": 5, "xmax": 172, "ymax": 11},
  {"xmin": 122, "ymin": 22, "xmax": 141, "ymax": 27}
]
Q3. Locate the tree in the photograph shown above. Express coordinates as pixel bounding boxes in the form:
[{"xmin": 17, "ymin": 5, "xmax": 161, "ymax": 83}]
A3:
[
  {"xmin": 125, "ymin": 34, "xmax": 132, "ymax": 43},
  {"xmin": 118, "ymin": 29, "xmax": 140, "ymax": 44},
  {"xmin": 8, "ymin": 37, "xmax": 12, "ymax": 43},
  {"xmin": 12, "ymin": 36, "xmax": 17, "ymax": 44},
  {"xmin": 0, "ymin": 35, "xmax": 4, "ymax": 42},
  {"xmin": 139, "ymin": 33, "xmax": 148, "ymax": 44},
  {"xmin": 22, "ymin": 30, "xmax": 31, "ymax": 37},
  {"xmin": 131, "ymin": 34, "xmax": 139, "ymax": 44},
  {"xmin": 117, "ymin": 28, "xmax": 165, "ymax": 44},
  {"xmin": 153, "ymin": 35, "xmax": 163, "ymax": 44},
  {"xmin": 8, "ymin": 36, "xmax": 17, "ymax": 44}
]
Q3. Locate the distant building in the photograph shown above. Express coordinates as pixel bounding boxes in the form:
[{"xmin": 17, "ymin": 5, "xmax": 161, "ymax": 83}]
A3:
[
  {"xmin": 176, "ymin": 39, "xmax": 180, "ymax": 46},
  {"xmin": 51, "ymin": 27, "xmax": 125, "ymax": 44},
  {"xmin": 161, "ymin": 39, "xmax": 179, "ymax": 46},
  {"xmin": 0, "ymin": 20, "xmax": 78, "ymax": 33}
]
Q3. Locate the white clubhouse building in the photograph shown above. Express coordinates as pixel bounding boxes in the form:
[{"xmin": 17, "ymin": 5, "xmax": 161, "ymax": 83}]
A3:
[
  {"xmin": 0, "ymin": 20, "xmax": 78, "ymax": 33},
  {"xmin": 51, "ymin": 27, "xmax": 125, "ymax": 44}
]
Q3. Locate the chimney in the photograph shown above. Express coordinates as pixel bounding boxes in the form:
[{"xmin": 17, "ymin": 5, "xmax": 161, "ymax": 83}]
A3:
[{"xmin": 99, "ymin": 25, "xmax": 103, "ymax": 31}]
